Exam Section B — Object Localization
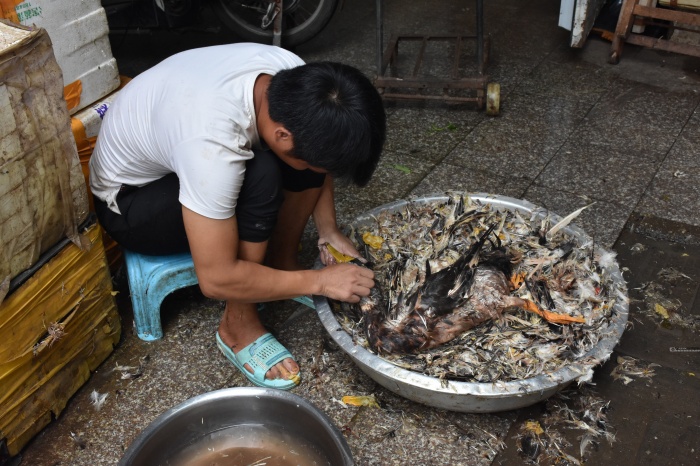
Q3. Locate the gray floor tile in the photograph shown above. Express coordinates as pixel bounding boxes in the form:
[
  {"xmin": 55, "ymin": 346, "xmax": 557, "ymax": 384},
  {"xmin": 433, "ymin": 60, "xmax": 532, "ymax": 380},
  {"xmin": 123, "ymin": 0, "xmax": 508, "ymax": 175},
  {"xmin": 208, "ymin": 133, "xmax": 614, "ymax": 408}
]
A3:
[
  {"xmin": 337, "ymin": 150, "xmax": 436, "ymax": 209},
  {"xmin": 383, "ymin": 106, "xmax": 479, "ymax": 161},
  {"xmin": 534, "ymin": 143, "xmax": 660, "ymax": 208},
  {"xmin": 490, "ymin": 27, "xmax": 565, "ymax": 66},
  {"xmin": 409, "ymin": 163, "xmax": 530, "ymax": 200},
  {"xmin": 515, "ymin": 55, "xmax": 618, "ymax": 99},
  {"xmin": 522, "ymin": 184, "xmax": 633, "ymax": 248},
  {"xmin": 571, "ymin": 80, "xmax": 699, "ymax": 159},
  {"xmin": 637, "ymin": 138, "xmax": 700, "ymax": 228},
  {"xmin": 333, "ymin": 191, "xmax": 390, "ymax": 228},
  {"xmin": 298, "ymin": 18, "xmax": 377, "ymax": 76},
  {"xmin": 483, "ymin": 58, "xmax": 539, "ymax": 102},
  {"xmin": 486, "ymin": 21, "xmax": 569, "ymax": 98},
  {"xmin": 487, "ymin": 1, "xmax": 565, "ymax": 61},
  {"xmin": 496, "ymin": 91, "xmax": 598, "ymax": 138},
  {"xmin": 678, "ymin": 105, "xmax": 700, "ymax": 141},
  {"xmin": 445, "ymin": 117, "xmax": 568, "ymax": 179}
]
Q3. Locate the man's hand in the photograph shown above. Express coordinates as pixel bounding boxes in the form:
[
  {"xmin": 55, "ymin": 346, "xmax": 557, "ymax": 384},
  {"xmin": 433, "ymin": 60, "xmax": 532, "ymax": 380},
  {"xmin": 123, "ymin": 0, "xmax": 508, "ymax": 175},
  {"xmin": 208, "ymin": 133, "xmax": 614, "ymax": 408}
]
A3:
[
  {"xmin": 317, "ymin": 263, "xmax": 374, "ymax": 303},
  {"xmin": 317, "ymin": 229, "xmax": 364, "ymax": 266}
]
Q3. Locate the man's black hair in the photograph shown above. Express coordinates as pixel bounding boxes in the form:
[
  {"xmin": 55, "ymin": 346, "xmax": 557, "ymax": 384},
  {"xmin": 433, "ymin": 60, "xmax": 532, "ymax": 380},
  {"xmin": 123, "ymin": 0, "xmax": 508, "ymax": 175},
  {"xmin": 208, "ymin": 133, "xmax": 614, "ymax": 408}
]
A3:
[{"xmin": 267, "ymin": 62, "xmax": 386, "ymax": 186}]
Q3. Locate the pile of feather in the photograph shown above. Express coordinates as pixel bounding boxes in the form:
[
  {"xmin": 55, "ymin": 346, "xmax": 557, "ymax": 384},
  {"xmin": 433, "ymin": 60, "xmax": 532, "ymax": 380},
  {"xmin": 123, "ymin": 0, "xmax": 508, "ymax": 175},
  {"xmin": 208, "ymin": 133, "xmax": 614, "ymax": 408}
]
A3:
[{"xmin": 328, "ymin": 193, "xmax": 628, "ymax": 383}]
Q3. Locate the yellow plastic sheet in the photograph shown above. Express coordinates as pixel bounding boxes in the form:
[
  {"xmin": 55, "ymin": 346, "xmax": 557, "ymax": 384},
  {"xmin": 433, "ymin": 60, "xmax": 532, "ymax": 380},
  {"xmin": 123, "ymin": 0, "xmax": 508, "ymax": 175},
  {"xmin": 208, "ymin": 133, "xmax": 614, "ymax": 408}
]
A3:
[
  {"xmin": 0, "ymin": 223, "xmax": 120, "ymax": 455},
  {"xmin": 63, "ymin": 79, "xmax": 83, "ymax": 112}
]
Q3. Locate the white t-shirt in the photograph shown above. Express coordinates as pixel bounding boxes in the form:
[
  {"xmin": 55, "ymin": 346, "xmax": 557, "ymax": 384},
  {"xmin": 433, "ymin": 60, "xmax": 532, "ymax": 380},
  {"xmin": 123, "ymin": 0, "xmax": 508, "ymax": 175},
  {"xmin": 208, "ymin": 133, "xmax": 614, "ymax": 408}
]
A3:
[{"xmin": 89, "ymin": 43, "xmax": 305, "ymax": 219}]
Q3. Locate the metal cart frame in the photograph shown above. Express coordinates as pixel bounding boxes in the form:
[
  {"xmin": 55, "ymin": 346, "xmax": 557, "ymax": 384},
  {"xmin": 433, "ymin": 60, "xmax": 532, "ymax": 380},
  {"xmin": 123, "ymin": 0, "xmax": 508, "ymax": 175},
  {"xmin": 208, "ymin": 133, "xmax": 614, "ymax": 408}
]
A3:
[{"xmin": 373, "ymin": 0, "xmax": 499, "ymax": 114}]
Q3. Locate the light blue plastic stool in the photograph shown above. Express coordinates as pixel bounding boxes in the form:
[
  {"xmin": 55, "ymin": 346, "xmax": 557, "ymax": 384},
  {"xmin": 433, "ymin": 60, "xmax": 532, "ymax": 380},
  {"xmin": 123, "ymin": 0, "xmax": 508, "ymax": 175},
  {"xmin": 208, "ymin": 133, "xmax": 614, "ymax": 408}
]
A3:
[
  {"xmin": 124, "ymin": 250, "xmax": 199, "ymax": 341},
  {"xmin": 123, "ymin": 249, "xmax": 316, "ymax": 342}
]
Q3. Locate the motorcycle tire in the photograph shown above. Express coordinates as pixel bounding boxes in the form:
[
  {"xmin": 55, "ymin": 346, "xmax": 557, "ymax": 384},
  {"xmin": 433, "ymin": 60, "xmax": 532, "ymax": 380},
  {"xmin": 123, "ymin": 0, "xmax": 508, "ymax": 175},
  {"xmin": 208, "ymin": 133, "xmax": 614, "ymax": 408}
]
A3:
[{"xmin": 211, "ymin": 0, "xmax": 338, "ymax": 47}]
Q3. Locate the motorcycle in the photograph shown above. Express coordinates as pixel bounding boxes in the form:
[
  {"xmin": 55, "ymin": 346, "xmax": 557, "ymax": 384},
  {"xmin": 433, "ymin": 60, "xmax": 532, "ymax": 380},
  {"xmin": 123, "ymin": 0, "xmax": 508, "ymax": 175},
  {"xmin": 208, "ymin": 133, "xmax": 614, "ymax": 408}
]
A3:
[{"xmin": 101, "ymin": 0, "xmax": 340, "ymax": 47}]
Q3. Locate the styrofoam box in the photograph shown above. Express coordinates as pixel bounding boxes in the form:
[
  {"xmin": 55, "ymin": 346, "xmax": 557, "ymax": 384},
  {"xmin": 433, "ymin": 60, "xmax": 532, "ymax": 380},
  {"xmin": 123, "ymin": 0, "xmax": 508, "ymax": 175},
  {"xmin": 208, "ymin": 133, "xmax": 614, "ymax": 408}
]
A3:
[
  {"xmin": 5, "ymin": 0, "xmax": 120, "ymax": 114},
  {"xmin": 71, "ymin": 82, "xmax": 123, "ymax": 208},
  {"xmin": 73, "ymin": 88, "xmax": 119, "ymax": 141}
]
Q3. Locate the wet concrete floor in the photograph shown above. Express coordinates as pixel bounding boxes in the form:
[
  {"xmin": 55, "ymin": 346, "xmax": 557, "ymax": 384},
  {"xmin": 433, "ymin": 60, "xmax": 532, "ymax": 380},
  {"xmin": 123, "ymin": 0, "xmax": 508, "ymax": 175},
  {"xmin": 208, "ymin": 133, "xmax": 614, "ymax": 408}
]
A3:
[{"xmin": 9, "ymin": 0, "xmax": 700, "ymax": 465}]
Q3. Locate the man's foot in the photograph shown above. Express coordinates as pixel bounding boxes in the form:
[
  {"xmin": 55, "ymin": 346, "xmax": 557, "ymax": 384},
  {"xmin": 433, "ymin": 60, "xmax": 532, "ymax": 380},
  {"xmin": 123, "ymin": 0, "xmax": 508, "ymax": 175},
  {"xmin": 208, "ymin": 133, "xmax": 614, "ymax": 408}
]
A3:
[
  {"xmin": 218, "ymin": 302, "xmax": 300, "ymax": 383},
  {"xmin": 216, "ymin": 331, "xmax": 300, "ymax": 390}
]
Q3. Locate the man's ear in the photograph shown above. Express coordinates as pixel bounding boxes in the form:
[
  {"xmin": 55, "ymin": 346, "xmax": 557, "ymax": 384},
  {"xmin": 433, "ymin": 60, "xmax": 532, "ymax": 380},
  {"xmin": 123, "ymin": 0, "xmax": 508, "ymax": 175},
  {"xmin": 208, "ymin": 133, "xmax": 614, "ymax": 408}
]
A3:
[{"xmin": 274, "ymin": 126, "xmax": 292, "ymax": 143}]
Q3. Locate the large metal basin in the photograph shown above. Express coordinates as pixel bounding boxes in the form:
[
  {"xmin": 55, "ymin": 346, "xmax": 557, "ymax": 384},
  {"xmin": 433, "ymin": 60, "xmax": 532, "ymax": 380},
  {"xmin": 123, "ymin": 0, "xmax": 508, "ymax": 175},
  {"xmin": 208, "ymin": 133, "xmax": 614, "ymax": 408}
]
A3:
[
  {"xmin": 315, "ymin": 193, "xmax": 628, "ymax": 413},
  {"xmin": 120, "ymin": 387, "xmax": 353, "ymax": 465}
]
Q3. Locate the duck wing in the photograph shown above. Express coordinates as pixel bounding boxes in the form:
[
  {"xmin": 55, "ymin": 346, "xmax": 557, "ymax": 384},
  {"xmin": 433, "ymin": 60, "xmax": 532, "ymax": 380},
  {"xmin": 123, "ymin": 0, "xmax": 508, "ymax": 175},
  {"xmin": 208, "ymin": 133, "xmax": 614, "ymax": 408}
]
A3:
[{"xmin": 416, "ymin": 224, "xmax": 498, "ymax": 317}]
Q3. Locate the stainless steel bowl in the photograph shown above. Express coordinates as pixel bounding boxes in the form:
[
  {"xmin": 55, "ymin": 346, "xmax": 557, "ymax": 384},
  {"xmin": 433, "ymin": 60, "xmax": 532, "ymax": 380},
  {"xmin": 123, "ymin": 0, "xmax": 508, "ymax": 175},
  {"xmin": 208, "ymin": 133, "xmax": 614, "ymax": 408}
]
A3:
[
  {"xmin": 315, "ymin": 193, "xmax": 628, "ymax": 413},
  {"xmin": 119, "ymin": 387, "xmax": 353, "ymax": 465}
]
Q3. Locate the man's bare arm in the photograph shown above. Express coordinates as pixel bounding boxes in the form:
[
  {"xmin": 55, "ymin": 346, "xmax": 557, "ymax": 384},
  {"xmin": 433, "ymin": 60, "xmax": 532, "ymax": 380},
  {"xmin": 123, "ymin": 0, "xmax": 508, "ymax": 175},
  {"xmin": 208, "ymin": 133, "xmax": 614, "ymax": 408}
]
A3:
[
  {"xmin": 313, "ymin": 177, "xmax": 362, "ymax": 263},
  {"xmin": 182, "ymin": 206, "xmax": 373, "ymax": 303}
]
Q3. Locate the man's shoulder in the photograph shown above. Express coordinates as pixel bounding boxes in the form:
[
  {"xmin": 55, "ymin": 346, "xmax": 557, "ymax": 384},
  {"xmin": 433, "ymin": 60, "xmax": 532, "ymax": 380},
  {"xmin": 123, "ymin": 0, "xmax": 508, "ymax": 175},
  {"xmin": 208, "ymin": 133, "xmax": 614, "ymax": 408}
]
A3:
[
  {"xmin": 172, "ymin": 43, "xmax": 304, "ymax": 66},
  {"xmin": 226, "ymin": 42, "xmax": 304, "ymax": 60}
]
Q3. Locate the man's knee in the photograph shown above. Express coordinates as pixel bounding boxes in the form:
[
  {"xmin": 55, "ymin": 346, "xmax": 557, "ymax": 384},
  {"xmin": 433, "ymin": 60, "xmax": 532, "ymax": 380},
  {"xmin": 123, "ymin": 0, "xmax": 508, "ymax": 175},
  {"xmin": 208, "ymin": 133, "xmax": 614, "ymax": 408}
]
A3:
[{"xmin": 236, "ymin": 150, "xmax": 284, "ymax": 242}]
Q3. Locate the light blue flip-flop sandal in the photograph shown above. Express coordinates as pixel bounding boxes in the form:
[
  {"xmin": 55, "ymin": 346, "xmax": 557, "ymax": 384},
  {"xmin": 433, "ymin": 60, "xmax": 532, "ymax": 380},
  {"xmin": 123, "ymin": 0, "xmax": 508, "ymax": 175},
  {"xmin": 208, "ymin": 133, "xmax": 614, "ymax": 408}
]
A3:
[
  {"xmin": 291, "ymin": 295, "xmax": 315, "ymax": 309},
  {"xmin": 215, "ymin": 332, "xmax": 300, "ymax": 390}
]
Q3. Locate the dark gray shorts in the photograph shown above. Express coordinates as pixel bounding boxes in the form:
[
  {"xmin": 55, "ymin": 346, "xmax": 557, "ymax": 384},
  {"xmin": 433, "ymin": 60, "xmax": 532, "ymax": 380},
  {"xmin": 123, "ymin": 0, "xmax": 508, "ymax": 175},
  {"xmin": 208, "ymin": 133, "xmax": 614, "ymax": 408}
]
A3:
[{"xmin": 93, "ymin": 150, "xmax": 326, "ymax": 255}]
